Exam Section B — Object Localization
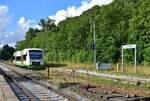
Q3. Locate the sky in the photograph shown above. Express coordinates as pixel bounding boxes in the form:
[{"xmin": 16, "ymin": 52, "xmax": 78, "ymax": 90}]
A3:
[{"xmin": 0, "ymin": 0, "xmax": 112, "ymax": 47}]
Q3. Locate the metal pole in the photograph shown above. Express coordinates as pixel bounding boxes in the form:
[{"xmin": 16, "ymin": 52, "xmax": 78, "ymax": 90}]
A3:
[
  {"xmin": 134, "ymin": 46, "xmax": 137, "ymax": 73},
  {"xmin": 122, "ymin": 47, "xmax": 124, "ymax": 72},
  {"xmin": 93, "ymin": 22, "xmax": 96, "ymax": 66}
]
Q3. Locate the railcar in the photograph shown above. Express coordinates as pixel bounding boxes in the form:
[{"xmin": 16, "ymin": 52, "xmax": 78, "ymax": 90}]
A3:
[{"xmin": 13, "ymin": 48, "xmax": 44, "ymax": 68}]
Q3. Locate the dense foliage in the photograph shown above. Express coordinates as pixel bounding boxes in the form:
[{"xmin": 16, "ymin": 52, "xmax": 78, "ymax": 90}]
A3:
[
  {"xmin": 16, "ymin": 0, "xmax": 150, "ymax": 65},
  {"xmin": 0, "ymin": 45, "xmax": 15, "ymax": 60}
]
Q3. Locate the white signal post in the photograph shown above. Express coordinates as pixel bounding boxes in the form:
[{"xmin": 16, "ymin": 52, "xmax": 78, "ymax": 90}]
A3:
[{"xmin": 122, "ymin": 44, "xmax": 137, "ymax": 73}]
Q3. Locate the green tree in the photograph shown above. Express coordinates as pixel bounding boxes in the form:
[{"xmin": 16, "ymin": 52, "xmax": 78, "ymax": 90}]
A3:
[
  {"xmin": 16, "ymin": 0, "xmax": 150, "ymax": 65},
  {"xmin": 129, "ymin": 0, "xmax": 150, "ymax": 64},
  {"xmin": 0, "ymin": 45, "xmax": 15, "ymax": 60},
  {"xmin": 39, "ymin": 18, "xmax": 57, "ymax": 32}
]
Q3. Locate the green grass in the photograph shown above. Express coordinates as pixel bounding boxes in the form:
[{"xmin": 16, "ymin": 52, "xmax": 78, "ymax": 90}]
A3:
[
  {"xmin": 33, "ymin": 68, "xmax": 150, "ymax": 96},
  {"xmin": 45, "ymin": 61, "xmax": 150, "ymax": 79},
  {"xmin": 5, "ymin": 60, "xmax": 150, "ymax": 78},
  {"xmin": 5, "ymin": 60, "xmax": 150, "ymax": 96}
]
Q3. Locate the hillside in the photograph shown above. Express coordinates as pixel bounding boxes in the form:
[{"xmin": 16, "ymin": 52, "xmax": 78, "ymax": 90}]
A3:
[{"xmin": 16, "ymin": 0, "xmax": 150, "ymax": 65}]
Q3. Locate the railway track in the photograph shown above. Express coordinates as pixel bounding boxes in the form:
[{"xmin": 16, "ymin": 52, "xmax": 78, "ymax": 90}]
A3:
[
  {"xmin": 0, "ymin": 63, "xmax": 79, "ymax": 101},
  {"xmin": 1, "ymin": 63, "xmax": 150, "ymax": 101}
]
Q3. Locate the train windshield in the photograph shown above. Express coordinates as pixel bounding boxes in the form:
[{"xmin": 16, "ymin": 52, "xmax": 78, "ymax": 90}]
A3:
[{"xmin": 29, "ymin": 50, "xmax": 42, "ymax": 59}]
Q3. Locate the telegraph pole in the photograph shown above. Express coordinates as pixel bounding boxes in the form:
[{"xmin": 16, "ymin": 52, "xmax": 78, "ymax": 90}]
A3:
[{"xmin": 93, "ymin": 22, "xmax": 96, "ymax": 66}]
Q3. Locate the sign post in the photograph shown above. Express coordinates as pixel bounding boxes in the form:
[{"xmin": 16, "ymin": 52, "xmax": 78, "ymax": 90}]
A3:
[
  {"xmin": 122, "ymin": 44, "xmax": 137, "ymax": 73},
  {"xmin": 122, "ymin": 48, "xmax": 124, "ymax": 72}
]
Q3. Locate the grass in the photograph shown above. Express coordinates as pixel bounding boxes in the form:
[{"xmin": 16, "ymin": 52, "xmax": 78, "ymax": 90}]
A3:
[
  {"xmin": 4, "ymin": 60, "xmax": 150, "ymax": 96},
  {"xmin": 34, "ymin": 68, "xmax": 150, "ymax": 96},
  {"xmin": 45, "ymin": 61, "xmax": 150, "ymax": 79},
  {"xmin": 5, "ymin": 60, "xmax": 150, "ymax": 78},
  {"xmin": 106, "ymin": 64, "xmax": 150, "ymax": 78},
  {"xmin": 47, "ymin": 61, "xmax": 94, "ymax": 69}
]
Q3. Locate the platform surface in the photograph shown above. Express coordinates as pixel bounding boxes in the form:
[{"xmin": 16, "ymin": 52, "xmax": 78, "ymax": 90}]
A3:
[{"xmin": 0, "ymin": 74, "xmax": 19, "ymax": 101}]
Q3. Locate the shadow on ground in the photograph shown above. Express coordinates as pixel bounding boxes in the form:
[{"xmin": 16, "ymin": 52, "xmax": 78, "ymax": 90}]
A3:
[
  {"xmin": 12, "ymin": 62, "xmax": 67, "ymax": 70},
  {"xmin": 58, "ymin": 82, "xmax": 80, "ymax": 89},
  {"xmin": 45, "ymin": 63, "xmax": 67, "ymax": 68}
]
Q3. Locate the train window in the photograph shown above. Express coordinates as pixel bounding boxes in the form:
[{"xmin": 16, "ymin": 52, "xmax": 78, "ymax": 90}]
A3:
[
  {"xmin": 23, "ymin": 55, "xmax": 26, "ymax": 60},
  {"xmin": 16, "ymin": 56, "xmax": 21, "ymax": 61},
  {"xmin": 13, "ymin": 56, "xmax": 15, "ymax": 60}
]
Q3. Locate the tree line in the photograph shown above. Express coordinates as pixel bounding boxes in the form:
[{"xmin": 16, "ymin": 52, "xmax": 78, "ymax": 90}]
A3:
[
  {"xmin": 0, "ymin": 45, "xmax": 15, "ymax": 60},
  {"xmin": 16, "ymin": 0, "xmax": 150, "ymax": 65}
]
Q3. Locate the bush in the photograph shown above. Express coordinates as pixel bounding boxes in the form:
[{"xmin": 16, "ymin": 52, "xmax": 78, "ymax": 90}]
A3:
[
  {"xmin": 71, "ymin": 50, "xmax": 92, "ymax": 63},
  {"xmin": 143, "ymin": 46, "xmax": 150, "ymax": 65},
  {"xmin": 45, "ymin": 50, "xmax": 93, "ymax": 64},
  {"xmin": 45, "ymin": 51, "xmax": 55, "ymax": 61}
]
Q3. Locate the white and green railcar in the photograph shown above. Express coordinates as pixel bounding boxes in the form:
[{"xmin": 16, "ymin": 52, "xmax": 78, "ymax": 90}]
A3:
[{"xmin": 13, "ymin": 48, "xmax": 44, "ymax": 68}]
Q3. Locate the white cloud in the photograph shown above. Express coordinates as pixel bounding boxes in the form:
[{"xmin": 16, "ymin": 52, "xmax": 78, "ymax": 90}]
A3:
[
  {"xmin": 0, "ymin": 5, "xmax": 20, "ymax": 47},
  {"xmin": 0, "ymin": 6, "xmax": 39, "ymax": 47},
  {"xmin": 0, "ymin": 5, "xmax": 10, "ymax": 32},
  {"xmin": 17, "ymin": 16, "xmax": 39, "ymax": 33},
  {"xmin": 0, "ymin": 5, "xmax": 13, "ymax": 46},
  {"xmin": 49, "ymin": 0, "xmax": 112, "ymax": 24},
  {"xmin": 15, "ymin": 16, "xmax": 41, "ymax": 44}
]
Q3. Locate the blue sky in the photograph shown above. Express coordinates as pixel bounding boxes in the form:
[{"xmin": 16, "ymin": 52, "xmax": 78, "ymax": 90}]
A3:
[
  {"xmin": 0, "ymin": 0, "xmax": 112, "ymax": 47},
  {"xmin": 0, "ymin": 0, "xmax": 82, "ymax": 31}
]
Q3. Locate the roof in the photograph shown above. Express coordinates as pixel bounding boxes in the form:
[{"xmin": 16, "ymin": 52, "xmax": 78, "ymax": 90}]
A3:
[
  {"xmin": 14, "ymin": 51, "xmax": 22, "ymax": 56},
  {"xmin": 14, "ymin": 48, "xmax": 43, "ymax": 56},
  {"xmin": 23, "ymin": 48, "xmax": 43, "ymax": 51}
]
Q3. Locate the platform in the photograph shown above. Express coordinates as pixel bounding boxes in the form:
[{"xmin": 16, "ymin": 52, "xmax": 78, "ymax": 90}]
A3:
[{"xmin": 0, "ymin": 73, "xmax": 19, "ymax": 101}]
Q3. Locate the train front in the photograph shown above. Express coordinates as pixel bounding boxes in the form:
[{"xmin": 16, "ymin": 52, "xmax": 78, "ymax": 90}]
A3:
[{"xmin": 28, "ymin": 49, "xmax": 44, "ymax": 66}]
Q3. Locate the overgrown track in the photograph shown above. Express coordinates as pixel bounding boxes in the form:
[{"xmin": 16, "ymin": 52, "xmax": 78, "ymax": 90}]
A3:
[
  {"xmin": 41, "ymin": 68, "xmax": 150, "ymax": 101},
  {"xmin": 1, "ymin": 63, "xmax": 150, "ymax": 101},
  {"xmin": 0, "ymin": 64, "xmax": 78, "ymax": 101}
]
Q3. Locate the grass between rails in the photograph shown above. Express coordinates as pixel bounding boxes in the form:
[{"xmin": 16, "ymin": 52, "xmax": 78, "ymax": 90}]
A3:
[
  {"xmin": 4, "ymin": 61, "xmax": 150, "ymax": 96},
  {"xmin": 33, "ymin": 68, "xmax": 150, "ymax": 96},
  {"xmin": 45, "ymin": 61, "xmax": 150, "ymax": 96}
]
